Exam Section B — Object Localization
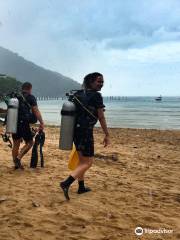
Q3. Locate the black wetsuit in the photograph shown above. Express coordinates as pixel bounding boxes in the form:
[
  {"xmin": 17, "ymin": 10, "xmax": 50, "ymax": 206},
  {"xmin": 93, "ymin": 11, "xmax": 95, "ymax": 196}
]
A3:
[
  {"xmin": 73, "ymin": 90, "xmax": 105, "ymax": 157},
  {"xmin": 12, "ymin": 92, "xmax": 37, "ymax": 142}
]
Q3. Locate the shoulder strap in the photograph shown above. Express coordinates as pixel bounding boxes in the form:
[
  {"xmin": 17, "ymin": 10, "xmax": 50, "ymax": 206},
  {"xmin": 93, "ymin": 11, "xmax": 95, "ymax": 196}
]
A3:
[
  {"xmin": 73, "ymin": 91, "xmax": 98, "ymax": 120},
  {"xmin": 18, "ymin": 93, "xmax": 32, "ymax": 110}
]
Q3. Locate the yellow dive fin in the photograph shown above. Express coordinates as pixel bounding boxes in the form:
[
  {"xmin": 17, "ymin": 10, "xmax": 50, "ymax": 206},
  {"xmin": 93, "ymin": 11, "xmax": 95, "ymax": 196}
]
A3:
[{"xmin": 68, "ymin": 144, "xmax": 79, "ymax": 170}]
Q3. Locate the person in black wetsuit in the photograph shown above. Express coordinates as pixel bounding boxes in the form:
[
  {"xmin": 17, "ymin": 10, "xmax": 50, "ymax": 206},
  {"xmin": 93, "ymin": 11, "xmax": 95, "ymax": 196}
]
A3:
[
  {"xmin": 60, "ymin": 72, "xmax": 110, "ymax": 200},
  {"xmin": 12, "ymin": 82, "xmax": 44, "ymax": 170}
]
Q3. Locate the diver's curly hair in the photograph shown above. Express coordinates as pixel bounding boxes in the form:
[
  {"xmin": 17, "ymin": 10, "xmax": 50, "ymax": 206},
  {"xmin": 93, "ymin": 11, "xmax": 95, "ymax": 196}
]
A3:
[{"xmin": 83, "ymin": 72, "xmax": 103, "ymax": 89}]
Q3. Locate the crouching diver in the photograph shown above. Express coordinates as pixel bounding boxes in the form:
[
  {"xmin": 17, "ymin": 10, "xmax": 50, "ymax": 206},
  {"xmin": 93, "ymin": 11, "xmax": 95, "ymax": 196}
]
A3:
[
  {"xmin": 60, "ymin": 72, "xmax": 110, "ymax": 200},
  {"xmin": 12, "ymin": 82, "xmax": 44, "ymax": 170}
]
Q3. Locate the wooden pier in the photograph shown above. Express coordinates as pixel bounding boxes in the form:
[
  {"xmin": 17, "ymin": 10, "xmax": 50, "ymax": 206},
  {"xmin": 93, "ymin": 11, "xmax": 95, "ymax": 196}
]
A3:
[{"xmin": 36, "ymin": 96, "xmax": 128, "ymax": 101}]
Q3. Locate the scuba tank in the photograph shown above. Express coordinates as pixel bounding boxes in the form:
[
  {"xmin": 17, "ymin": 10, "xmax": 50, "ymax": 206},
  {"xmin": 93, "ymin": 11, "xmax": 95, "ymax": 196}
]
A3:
[
  {"xmin": 59, "ymin": 100, "xmax": 76, "ymax": 150},
  {"xmin": 59, "ymin": 89, "xmax": 98, "ymax": 150},
  {"xmin": 6, "ymin": 98, "xmax": 19, "ymax": 134}
]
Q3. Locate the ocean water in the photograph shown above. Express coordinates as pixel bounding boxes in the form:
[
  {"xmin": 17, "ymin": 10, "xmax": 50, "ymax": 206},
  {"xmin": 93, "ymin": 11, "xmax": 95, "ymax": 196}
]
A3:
[{"xmin": 37, "ymin": 97, "xmax": 180, "ymax": 130}]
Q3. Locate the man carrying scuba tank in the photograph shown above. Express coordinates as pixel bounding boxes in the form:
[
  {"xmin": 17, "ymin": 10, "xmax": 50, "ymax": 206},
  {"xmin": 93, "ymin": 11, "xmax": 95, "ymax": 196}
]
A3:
[
  {"xmin": 60, "ymin": 72, "xmax": 110, "ymax": 200},
  {"xmin": 10, "ymin": 82, "xmax": 44, "ymax": 170}
]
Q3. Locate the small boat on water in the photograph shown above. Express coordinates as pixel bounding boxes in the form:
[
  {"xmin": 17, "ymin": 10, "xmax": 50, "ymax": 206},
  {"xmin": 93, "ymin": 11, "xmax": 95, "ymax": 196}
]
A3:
[{"xmin": 155, "ymin": 96, "xmax": 162, "ymax": 101}]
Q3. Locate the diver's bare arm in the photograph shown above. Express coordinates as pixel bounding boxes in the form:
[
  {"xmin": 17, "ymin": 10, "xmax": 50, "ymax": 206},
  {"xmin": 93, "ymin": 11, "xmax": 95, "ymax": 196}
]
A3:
[
  {"xmin": 98, "ymin": 108, "xmax": 109, "ymax": 136},
  {"xmin": 98, "ymin": 108, "xmax": 110, "ymax": 147},
  {"xmin": 32, "ymin": 106, "xmax": 44, "ymax": 127}
]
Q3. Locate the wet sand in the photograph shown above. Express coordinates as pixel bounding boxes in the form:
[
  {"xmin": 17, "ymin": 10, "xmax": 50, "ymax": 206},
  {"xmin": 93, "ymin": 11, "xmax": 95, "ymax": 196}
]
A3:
[{"xmin": 0, "ymin": 125, "xmax": 180, "ymax": 240}]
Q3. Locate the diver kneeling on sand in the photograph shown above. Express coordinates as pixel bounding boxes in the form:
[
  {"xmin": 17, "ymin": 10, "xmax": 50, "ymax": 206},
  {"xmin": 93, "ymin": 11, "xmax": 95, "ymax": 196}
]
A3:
[{"xmin": 60, "ymin": 72, "xmax": 110, "ymax": 200}]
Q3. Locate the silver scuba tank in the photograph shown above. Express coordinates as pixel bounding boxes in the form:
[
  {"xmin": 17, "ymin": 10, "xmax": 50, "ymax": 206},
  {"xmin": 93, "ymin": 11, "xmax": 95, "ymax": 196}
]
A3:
[
  {"xmin": 6, "ymin": 98, "xmax": 19, "ymax": 134},
  {"xmin": 59, "ymin": 101, "xmax": 76, "ymax": 150}
]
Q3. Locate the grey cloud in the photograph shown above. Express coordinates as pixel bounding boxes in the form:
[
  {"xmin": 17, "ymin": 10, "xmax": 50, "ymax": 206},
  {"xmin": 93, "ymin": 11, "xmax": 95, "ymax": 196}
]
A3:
[
  {"xmin": 51, "ymin": 0, "xmax": 180, "ymax": 49},
  {"xmin": 1, "ymin": 0, "xmax": 180, "ymax": 50},
  {"xmin": 105, "ymin": 27, "xmax": 180, "ymax": 50}
]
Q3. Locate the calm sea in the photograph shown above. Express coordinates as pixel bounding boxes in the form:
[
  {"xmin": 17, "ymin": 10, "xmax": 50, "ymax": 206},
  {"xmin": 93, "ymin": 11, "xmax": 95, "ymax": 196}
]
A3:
[{"xmin": 37, "ymin": 97, "xmax": 180, "ymax": 130}]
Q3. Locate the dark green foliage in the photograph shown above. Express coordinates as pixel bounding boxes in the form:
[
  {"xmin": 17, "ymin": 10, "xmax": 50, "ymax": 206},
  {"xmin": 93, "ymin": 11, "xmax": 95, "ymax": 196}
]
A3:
[{"xmin": 0, "ymin": 75, "xmax": 22, "ymax": 96}]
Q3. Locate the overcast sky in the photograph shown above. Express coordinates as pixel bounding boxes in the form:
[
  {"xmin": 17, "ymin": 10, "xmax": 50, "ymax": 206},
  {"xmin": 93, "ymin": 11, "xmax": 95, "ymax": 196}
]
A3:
[{"xmin": 0, "ymin": 0, "xmax": 180, "ymax": 96}]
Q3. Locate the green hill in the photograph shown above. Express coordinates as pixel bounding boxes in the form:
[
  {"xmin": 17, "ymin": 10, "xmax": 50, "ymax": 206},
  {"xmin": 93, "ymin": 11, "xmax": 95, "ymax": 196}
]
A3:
[{"xmin": 0, "ymin": 46, "xmax": 81, "ymax": 97}]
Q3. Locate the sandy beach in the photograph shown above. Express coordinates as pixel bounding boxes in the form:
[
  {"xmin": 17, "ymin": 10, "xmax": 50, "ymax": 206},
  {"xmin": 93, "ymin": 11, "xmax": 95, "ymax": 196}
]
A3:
[{"xmin": 0, "ymin": 125, "xmax": 179, "ymax": 240}]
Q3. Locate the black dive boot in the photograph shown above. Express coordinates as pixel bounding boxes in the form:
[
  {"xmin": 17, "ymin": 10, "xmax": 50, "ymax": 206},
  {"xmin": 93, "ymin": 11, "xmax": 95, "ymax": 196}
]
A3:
[
  {"xmin": 77, "ymin": 180, "xmax": 91, "ymax": 194},
  {"xmin": 14, "ymin": 158, "xmax": 24, "ymax": 170},
  {"xmin": 60, "ymin": 175, "xmax": 75, "ymax": 200}
]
